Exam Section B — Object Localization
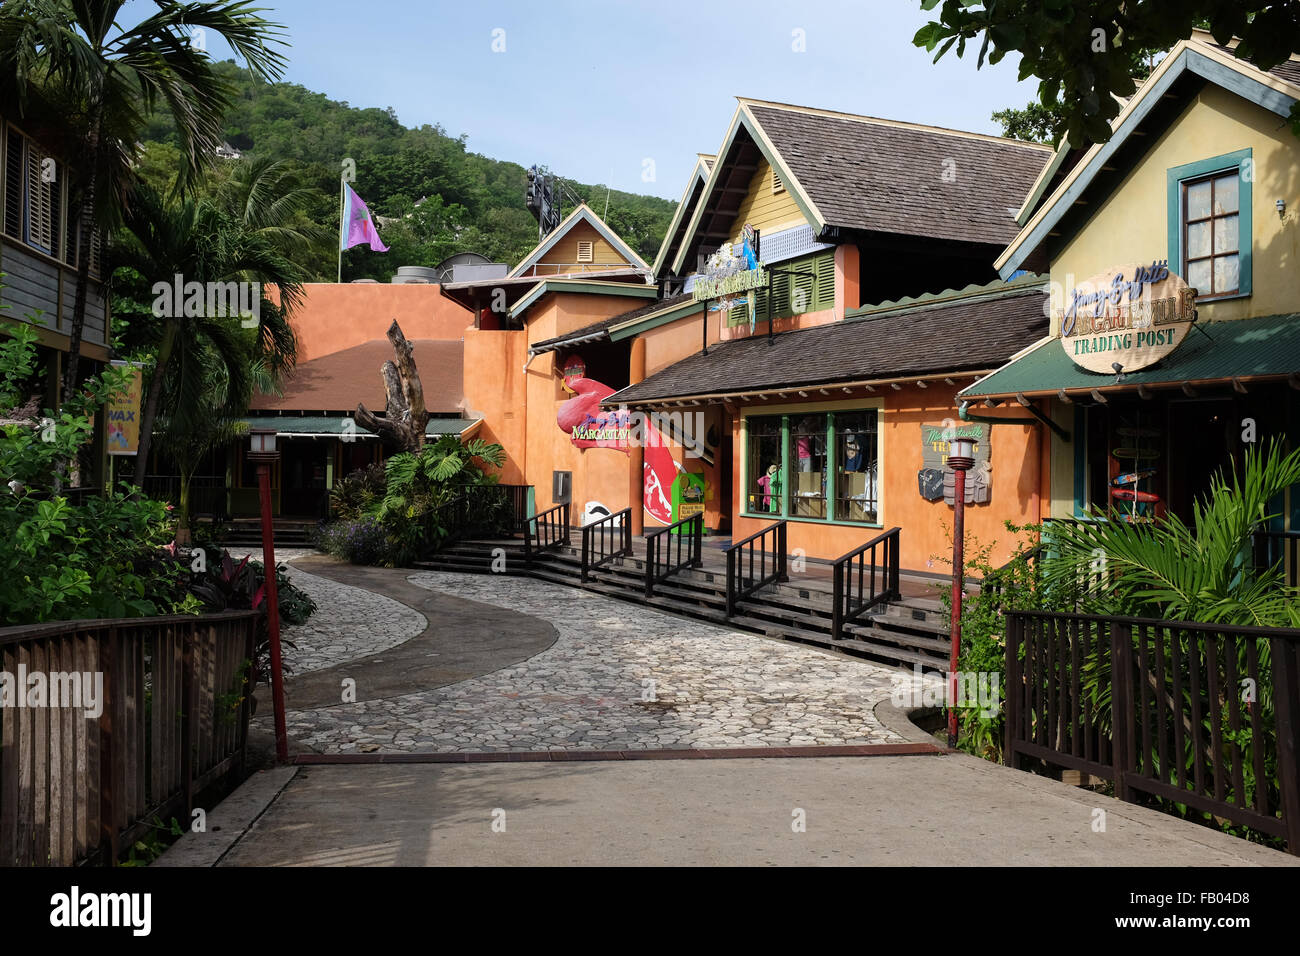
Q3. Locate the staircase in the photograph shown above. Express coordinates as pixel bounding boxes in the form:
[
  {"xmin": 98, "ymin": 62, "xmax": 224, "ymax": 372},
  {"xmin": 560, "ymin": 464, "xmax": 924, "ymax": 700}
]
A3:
[
  {"xmin": 414, "ymin": 534, "xmax": 952, "ymax": 672},
  {"xmin": 220, "ymin": 520, "xmax": 317, "ymax": 550}
]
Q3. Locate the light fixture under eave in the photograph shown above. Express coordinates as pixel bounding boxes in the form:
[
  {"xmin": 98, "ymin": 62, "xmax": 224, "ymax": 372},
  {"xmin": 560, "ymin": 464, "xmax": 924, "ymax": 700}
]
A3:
[
  {"xmin": 1137, "ymin": 385, "xmax": 1153, "ymax": 399},
  {"xmin": 891, "ymin": 383, "xmax": 903, "ymax": 391},
  {"xmin": 1232, "ymin": 378, "xmax": 1248, "ymax": 394},
  {"xmin": 1091, "ymin": 389, "xmax": 1108, "ymax": 404},
  {"xmin": 1182, "ymin": 382, "xmax": 1197, "ymax": 397},
  {"xmin": 916, "ymin": 380, "xmax": 928, "ymax": 389},
  {"xmin": 1015, "ymin": 392, "xmax": 1031, "ymax": 407},
  {"xmin": 1057, "ymin": 389, "xmax": 1073, "ymax": 404}
]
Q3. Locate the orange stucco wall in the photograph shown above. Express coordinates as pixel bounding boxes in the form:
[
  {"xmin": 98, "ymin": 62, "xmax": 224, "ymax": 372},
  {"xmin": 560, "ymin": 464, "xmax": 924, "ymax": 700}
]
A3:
[
  {"xmin": 729, "ymin": 385, "xmax": 1044, "ymax": 571},
  {"xmin": 288, "ymin": 283, "xmax": 474, "ymax": 362},
  {"xmin": 463, "ymin": 326, "xmax": 528, "ymax": 485}
]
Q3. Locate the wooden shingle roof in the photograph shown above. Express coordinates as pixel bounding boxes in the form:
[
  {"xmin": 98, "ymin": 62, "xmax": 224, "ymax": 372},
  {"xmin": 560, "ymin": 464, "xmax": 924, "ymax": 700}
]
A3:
[
  {"xmin": 744, "ymin": 101, "xmax": 1052, "ymax": 246},
  {"xmin": 606, "ymin": 283, "xmax": 1049, "ymax": 405}
]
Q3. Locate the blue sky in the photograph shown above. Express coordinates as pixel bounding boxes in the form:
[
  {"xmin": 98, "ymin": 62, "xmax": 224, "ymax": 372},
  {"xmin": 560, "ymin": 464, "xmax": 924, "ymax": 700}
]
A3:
[{"xmin": 187, "ymin": 0, "xmax": 1039, "ymax": 201}]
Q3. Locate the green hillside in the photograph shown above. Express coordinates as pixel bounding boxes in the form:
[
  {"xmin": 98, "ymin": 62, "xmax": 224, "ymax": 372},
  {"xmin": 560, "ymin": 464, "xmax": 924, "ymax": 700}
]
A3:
[{"xmin": 140, "ymin": 61, "xmax": 676, "ymax": 281}]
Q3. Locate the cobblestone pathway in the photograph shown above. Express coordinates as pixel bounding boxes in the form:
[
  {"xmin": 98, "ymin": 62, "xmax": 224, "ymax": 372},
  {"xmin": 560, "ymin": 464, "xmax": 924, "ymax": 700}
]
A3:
[
  {"xmin": 271, "ymin": 571, "xmax": 912, "ymax": 754},
  {"xmin": 227, "ymin": 548, "xmax": 426, "ymax": 675}
]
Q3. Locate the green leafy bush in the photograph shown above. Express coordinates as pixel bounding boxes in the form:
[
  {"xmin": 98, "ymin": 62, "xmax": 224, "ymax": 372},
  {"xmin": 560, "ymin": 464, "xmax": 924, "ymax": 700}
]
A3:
[
  {"xmin": 316, "ymin": 436, "xmax": 506, "ymax": 566},
  {"xmin": 1, "ymin": 324, "xmax": 192, "ymax": 624}
]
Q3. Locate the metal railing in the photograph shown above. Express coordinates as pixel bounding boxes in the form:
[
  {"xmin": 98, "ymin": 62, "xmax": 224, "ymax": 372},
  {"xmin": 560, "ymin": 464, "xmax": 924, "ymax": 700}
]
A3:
[
  {"xmin": 141, "ymin": 474, "xmax": 228, "ymax": 520},
  {"xmin": 724, "ymin": 520, "xmax": 788, "ymax": 617},
  {"xmin": 830, "ymin": 527, "xmax": 901, "ymax": 641},
  {"xmin": 644, "ymin": 512, "xmax": 703, "ymax": 597},
  {"xmin": 581, "ymin": 508, "xmax": 632, "ymax": 582},
  {"xmin": 524, "ymin": 502, "xmax": 570, "ymax": 563},
  {"xmin": 0, "ymin": 610, "xmax": 260, "ymax": 866},
  {"xmin": 1005, "ymin": 609, "xmax": 1300, "ymax": 855},
  {"xmin": 418, "ymin": 483, "xmax": 533, "ymax": 558}
]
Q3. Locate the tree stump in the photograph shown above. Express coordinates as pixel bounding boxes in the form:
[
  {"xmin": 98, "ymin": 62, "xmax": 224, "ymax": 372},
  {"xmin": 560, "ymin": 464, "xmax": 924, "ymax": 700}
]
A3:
[{"xmin": 355, "ymin": 320, "xmax": 430, "ymax": 452}]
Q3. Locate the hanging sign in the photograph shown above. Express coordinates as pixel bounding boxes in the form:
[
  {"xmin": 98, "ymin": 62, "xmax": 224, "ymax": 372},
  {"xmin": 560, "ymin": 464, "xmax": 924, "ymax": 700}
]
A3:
[
  {"xmin": 919, "ymin": 422, "xmax": 991, "ymax": 504},
  {"xmin": 1055, "ymin": 260, "xmax": 1196, "ymax": 374},
  {"xmin": 106, "ymin": 360, "xmax": 144, "ymax": 456},
  {"xmin": 692, "ymin": 231, "xmax": 765, "ymax": 300},
  {"xmin": 560, "ymin": 354, "xmax": 587, "ymax": 393}
]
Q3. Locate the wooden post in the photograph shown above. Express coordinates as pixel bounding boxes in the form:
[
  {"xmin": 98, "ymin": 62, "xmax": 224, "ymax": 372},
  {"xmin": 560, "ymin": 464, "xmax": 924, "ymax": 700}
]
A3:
[
  {"xmin": 1005, "ymin": 614, "xmax": 1022, "ymax": 769},
  {"xmin": 180, "ymin": 630, "xmax": 195, "ymax": 815},
  {"xmin": 98, "ymin": 626, "xmax": 117, "ymax": 865},
  {"xmin": 1271, "ymin": 637, "xmax": 1300, "ymax": 855},
  {"xmin": 1110, "ymin": 620, "xmax": 1135, "ymax": 803}
]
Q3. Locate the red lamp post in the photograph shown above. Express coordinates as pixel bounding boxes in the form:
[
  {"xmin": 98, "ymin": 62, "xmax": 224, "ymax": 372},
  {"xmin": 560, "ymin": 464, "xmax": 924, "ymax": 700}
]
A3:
[
  {"xmin": 946, "ymin": 436, "xmax": 976, "ymax": 750},
  {"xmin": 248, "ymin": 428, "xmax": 288, "ymax": 763}
]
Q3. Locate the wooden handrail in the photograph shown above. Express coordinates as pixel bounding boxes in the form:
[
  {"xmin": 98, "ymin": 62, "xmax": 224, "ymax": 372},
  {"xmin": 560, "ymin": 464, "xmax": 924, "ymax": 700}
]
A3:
[{"xmin": 1004, "ymin": 609, "xmax": 1300, "ymax": 855}]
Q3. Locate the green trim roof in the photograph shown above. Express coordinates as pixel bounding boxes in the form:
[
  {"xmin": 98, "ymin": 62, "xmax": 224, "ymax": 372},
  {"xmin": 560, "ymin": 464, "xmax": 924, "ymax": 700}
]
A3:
[
  {"xmin": 960, "ymin": 314, "xmax": 1300, "ymax": 400},
  {"xmin": 508, "ymin": 203, "xmax": 650, "ymax": 279},
  {"xmin": 509, "ymin": 279, "xmax": 657, "ymax": 320},
  {"xmin": 239, "ymin": 416, "xmax": 476, "ymax": 437}
]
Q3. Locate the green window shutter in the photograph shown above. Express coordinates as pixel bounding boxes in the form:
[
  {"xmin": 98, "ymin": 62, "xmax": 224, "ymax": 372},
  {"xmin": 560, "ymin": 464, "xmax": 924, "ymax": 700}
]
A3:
[
  {"xmin": 770, "ymin": 270, "xmax": 790, "ymax": 319},
  {"xmin": 813, "ymin": 251, "xmax": 836, "ymax": 310}
]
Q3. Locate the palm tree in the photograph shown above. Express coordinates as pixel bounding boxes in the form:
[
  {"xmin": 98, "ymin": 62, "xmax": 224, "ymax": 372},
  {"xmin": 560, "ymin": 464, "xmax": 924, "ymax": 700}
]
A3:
[
  {"xmin": 212, "ymin": 155, "xmax": 334, "ymax": 267},
  {"xmin": 1039, "ymin": 439, "xmax": 1300, "ymax": 627},
  {"xmin": 114, "ymin": 177, "xmax": 304, "ymax": 479},
  {"xmin": 0, "ymin": 0, "xmax": 288, "ymax": 405}
]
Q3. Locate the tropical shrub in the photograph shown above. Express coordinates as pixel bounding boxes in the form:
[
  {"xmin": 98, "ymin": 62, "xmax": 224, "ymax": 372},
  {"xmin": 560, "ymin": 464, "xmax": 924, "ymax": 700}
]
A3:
[
  {"xmin": 933, "ymin": 519, "xmax": 1048, "ymax": 761},
  {"xmin": 316, "ymin": 437, "xmax": 507, "ymax": 566},
  {"xmin": 329, "ymin": 462, "xmax": 387, "ymax": 520},
  {"xmin": 1, "ymin": 324, "xmax": 193, "ymax": 624},
  {"xmin": 189, "ymin": 548, "xmax": 315, "ymax": 681}
]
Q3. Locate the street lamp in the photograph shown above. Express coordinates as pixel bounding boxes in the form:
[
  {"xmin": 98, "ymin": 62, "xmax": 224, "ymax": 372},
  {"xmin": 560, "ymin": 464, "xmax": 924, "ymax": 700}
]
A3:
[
  {"xmin": 946, "ymin": 435, "xmax": 976, "ymax": 750},
  {"xmin": 248, "ymin": 428, "xmax": 288, "ymax": 763}
]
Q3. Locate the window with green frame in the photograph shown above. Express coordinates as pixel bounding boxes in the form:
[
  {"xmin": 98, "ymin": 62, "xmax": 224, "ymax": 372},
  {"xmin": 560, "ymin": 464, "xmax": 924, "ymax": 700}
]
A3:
[
  {"xmin": 744, "ymin": 409, "xmax": 879, "ymax": 524},
  {"xmin": 1167, "ymin": 148, "xmax": 1251, "ymax": 300},
  {"xmin": 726, "ymin": 249, "xmax": 835, "ymax": 327}
]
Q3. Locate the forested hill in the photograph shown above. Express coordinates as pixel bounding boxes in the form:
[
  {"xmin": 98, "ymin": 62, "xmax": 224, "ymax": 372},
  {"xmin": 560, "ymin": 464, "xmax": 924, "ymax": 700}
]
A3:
[{"xmin": 140, "ymin": 61, "xmax": 676, "ymax": 281}]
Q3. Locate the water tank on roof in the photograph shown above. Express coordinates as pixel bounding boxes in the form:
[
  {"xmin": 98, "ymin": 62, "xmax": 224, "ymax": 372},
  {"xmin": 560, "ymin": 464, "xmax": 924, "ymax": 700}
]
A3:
[
  {"xmin": 434, "ymin": 252, "xmax": 508, "ymax": 284},
  {"xmin": 391, "ymin": 265, "xmax": 439, "ymax": 284}
]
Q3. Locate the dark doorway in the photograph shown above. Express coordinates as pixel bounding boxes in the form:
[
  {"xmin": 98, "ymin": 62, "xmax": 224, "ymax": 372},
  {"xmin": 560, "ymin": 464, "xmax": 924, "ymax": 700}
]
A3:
[{"xmin": 280, "ymin": 439, "xmax": 330, "ymax": 518}]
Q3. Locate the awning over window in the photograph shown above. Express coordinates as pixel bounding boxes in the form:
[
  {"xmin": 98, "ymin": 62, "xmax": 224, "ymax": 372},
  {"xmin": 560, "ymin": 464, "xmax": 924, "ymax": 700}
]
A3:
[
  {"xmin": 238, "ymin": 416, "xmax": 480, "ymax": 439},
  {"xmin": 960, "ymin": 313, "xmax": 1300, "ymax": 402}
]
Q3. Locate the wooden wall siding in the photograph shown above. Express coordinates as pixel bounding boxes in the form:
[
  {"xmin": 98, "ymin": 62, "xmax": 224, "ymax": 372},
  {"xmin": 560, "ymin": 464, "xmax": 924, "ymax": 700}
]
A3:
[
  {"xmin": 59, "ymin": 279, "xmax": 106, "ymax": 345},
  {"xmin": 0, "ymin": 612, "xmax": 258, "ymax": 866},
  {"xmin": 536, "ymin": 221, "xmax": 628, "ymax": 270},
  {"xmin": 0, "ymin": 241, "xmax": 59, "ymax": 330},
  {"xmin": 728, "ymin": 158, "xmax": 805, "ymax": 247},
  {"xmin": 0, "ymin": 239, "xmax": 107, "ymax": 344}
]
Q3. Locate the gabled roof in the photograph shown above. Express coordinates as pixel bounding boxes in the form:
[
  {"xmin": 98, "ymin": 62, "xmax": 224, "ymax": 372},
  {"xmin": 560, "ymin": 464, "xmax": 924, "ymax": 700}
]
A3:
[
  {"xmin": 509, "ymin": 202, "xmax": 650, "ymax": 279},
  {"xmin": 651, "ymin": 154, "xmax": 715, "ymax": 279},
  {"xmin": 508, "ymin": 278, "xmax": 657, "ymax": 321},
  {"xmin": 606, "ymin": 282, "xmax": 1048, "ymax": 406},
  {"xmin": 670, "ymin": 98, "xmax": 1052, "ymax": 276},
  {"xmin": 997, "ymin": 34, "xmax": 1300, "ymax": 278}
]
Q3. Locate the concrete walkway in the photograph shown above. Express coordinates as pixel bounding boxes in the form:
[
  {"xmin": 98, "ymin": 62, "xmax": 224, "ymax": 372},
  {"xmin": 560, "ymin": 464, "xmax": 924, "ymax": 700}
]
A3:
[
  {"xmin": 171, "ymin": 553, "xmax": 1297, "ymax": 867},
  {"xmin": 181, "ymin": 753, "xmax": 1294, "ymax": 866}
]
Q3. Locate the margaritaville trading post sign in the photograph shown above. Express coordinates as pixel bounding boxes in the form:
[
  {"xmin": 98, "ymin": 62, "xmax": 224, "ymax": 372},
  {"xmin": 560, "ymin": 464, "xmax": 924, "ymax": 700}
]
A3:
[{"xmin": 1055, "ymin": 260, "xmax": 1197, "ymax": 373}]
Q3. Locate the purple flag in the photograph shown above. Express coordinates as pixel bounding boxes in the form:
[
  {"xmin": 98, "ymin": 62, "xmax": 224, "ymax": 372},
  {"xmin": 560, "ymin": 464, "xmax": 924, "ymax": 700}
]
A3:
[{"xmin": 341, "ymin": 183, "xmax": 389, "ymax": 252}]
